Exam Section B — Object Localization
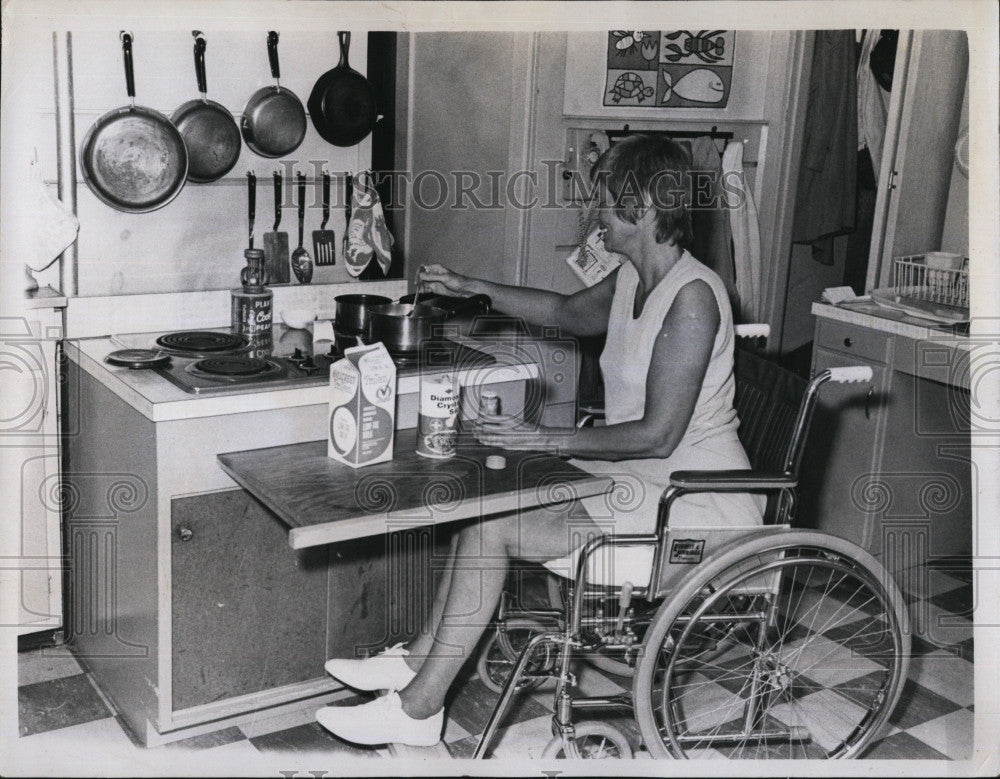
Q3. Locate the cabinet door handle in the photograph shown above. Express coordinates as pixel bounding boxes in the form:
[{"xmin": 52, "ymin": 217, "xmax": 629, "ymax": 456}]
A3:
[
  {"xmin": 844, "ymin": 337, "xmax": 854, "ymax": 348},
  {"xmin": 865, "ymin": 387, "xmax": 874, "ymax": 420},
  {"xmin": 177, "ymin": 527, "xmax": 193, "ymax": 542}
]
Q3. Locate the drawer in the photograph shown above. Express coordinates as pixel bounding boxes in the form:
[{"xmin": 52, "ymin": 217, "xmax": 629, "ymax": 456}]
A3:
[{"xmin": 815, "ymin": 319, "xmax": 890, "ymax": 364}]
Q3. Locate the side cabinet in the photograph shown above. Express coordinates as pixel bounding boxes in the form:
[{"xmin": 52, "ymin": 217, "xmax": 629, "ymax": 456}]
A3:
[
  {"xmin": 801, "ymin": 315, "xmax": 972, "ymax": 561},
  {"xmin": 799, "ymin": 319, "xmax": 891, "ymax": 554}
]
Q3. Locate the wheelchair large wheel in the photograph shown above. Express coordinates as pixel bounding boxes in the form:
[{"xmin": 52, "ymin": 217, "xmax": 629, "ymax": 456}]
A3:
[{"xmin": 634, "ymin": 531, "xmax": 910, "ymax": 759}]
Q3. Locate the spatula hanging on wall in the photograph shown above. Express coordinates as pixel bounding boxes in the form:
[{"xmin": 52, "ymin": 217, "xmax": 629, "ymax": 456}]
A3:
[
  {"xmin": 263, "ymin": 170, "xmax": 290, "ymax": 283},
  {"xmin": 312, "ymin": 170, "xmax": 336, "ymax": 265}
]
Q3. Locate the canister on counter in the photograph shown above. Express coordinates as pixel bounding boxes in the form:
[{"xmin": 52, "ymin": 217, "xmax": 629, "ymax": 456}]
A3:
[
  {"xmin": 416, "ymin": 372, "xmax": 459, "ymax": 459},
  {"xmin": 232, "ymin": 248, "xmax": 273, "ymax": 341}
]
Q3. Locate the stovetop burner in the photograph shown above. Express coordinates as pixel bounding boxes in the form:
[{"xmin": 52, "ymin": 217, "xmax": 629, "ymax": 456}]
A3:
[
  {"xmin": 156, "ymin": 331, "xmax": 249, "ymax": 355},
  {"xmin": 190, "ymin": 356, "xmax": 280, "ymax": 378}
]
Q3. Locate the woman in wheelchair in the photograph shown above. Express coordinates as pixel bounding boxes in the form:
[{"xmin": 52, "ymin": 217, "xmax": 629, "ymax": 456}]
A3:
[
  {"xmin": 316, "ymin": 133, "xmax": 763, "ymax": 746},
  {"xmin": 316, "ymin": 134, "xmax": 909, "ymax": 759}
]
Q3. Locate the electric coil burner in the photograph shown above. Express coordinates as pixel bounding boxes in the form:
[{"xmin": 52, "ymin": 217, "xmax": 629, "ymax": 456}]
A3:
[
  {"xmin": 156, "ymin": 331, "xmax": 250, "ymax": 356},
  {"xmin": 187, "ymin": 356, "xmax": 285, "ymax": 382}
]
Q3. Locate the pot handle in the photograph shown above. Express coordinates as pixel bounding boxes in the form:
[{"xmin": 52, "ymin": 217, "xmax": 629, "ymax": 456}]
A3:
[
  {"xmin": 192, "ymin": 31, "xmax": 208, "ymax": 96},
  {"xmin": 273, "ymin": 171, "xmax": 283, "ymax": 230},
  {"xmin": 267, "ymin": 30, "xmax": 281, "ymax": 81},
  {"xmin": 446, "ymin": 294, "xmax": 493, "ymax": 319},
  {"xmin": 120, "ymin": 31, "xmax": 135, "ymax": 100},
  {"xmin": 338, "ymin": 31, "xmax": 350, "ymax": 68}
]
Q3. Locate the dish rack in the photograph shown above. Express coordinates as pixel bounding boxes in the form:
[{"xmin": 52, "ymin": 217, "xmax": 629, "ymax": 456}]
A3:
[{"xmin": 893, "ymin": 254, "xmax": 969, "ymax": 311}]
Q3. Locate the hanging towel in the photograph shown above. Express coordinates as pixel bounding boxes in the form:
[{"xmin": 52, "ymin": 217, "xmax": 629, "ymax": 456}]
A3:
[
  {"xmin": 792, "ymin": 30, "xmax": 858, "ymax": 245},
  {"xmin": 686, "ymin": 136, "xmax": 738, "ymax": 314},
  {"xmin": 857, "ymin": 29, "xmax": 891, "ymax": 181},
  {"xmin": 722, "ymin": 140, "xmax": 762, "ymax": 323},
  {"xmin": 344, "ymin": 171, "xmax": 394, "ymax": 277},
  {"xmin": 24, "ymin": 156, "xmax": 79, "ymax": 273}
]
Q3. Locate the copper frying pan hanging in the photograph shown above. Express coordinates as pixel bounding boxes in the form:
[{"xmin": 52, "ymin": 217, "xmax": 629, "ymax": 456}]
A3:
[
  {"xmin": 79, "ymin": 32, "xmax": 188, "ymax": 212},
  {"xmin": 171, "ymin": 31, "xmax": 242, "ymax": 183}
]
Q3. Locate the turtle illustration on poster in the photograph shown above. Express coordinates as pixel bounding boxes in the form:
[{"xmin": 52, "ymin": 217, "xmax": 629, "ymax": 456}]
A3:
[{"xmin": 603, "ymin": 30, "xmax": 735, "ymax": 108}]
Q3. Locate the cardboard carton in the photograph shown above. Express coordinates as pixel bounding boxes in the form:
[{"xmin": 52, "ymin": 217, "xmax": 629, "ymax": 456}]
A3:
[{"xmin": 327, "ymin": 343, "xmax": 396, "ymax": 468}]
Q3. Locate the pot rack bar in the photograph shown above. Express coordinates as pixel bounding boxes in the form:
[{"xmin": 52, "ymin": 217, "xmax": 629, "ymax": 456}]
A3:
[{"xmin": 53, "ymin": 31, "xmax": 79, "ymax": 296}]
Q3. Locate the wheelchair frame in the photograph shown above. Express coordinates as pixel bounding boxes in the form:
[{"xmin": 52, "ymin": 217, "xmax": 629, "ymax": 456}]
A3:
[{"xmin": 472, "ymin": 357, "xmax": 912, "ymax": 760}]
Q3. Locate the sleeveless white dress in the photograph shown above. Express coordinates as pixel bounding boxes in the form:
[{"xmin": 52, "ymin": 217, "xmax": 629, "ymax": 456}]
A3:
[{"xmin": 544, "ymin": 252, "xmax": 762, "ymax": 584}]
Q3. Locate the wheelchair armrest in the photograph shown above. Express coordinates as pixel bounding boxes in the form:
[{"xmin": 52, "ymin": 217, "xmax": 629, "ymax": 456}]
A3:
[{"xmin": 669, "ymin": 469, "xmax": 797, "ymax": 491}]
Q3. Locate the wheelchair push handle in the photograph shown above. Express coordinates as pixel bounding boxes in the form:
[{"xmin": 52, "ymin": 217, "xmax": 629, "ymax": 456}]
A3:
[{"xmin": 826, "ymin": 366, "xmax": 873, "ymax": 384}]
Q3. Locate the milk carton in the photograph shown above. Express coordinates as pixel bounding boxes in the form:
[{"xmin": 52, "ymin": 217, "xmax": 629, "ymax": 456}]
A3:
[{"xmin": 327, "ymin": 343, "xmax": 396, "ymax": 468}]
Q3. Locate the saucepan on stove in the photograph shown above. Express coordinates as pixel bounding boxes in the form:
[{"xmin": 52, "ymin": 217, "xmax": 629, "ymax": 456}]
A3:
[
  {"xmin": 333, "ymin": 294, "xmax": 393, "ymax": 335},
  {"xmin": 365, "ymin": 294, "xmax": 491, "ymax": 354}
]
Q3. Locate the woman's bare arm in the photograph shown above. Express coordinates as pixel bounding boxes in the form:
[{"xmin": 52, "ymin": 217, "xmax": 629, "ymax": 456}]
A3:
[
  {"xmin": 475, "ymin": 279, "xmax": 719, "ymax": 460},
  {"xmin": 419, "ymin": 263, "xmax": 618, "ymax": 337}
]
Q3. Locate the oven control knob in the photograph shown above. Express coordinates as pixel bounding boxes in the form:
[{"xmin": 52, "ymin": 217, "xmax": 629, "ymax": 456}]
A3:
[
  {"xmin": 290, "ymin": 348, "xmax": 305, "ymax": 363},
  {"xmin": 177, "ymin": 527, "xmax": 193, "ymax": 542},
  {"xmin": 300, "ymin": 356, "xmax": 318, "ymax": 374}
]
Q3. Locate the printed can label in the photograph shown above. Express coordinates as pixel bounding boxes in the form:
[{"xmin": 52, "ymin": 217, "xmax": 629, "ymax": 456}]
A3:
[{"xmin": 416, "ymin": 373, "xmax": 459, "ymax": 459}]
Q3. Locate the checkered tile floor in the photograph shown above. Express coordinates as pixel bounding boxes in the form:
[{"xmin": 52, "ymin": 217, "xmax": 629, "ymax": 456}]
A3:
[{"xmin": 15, "ymin": 560, "xmax": 977, "ymax": 769}]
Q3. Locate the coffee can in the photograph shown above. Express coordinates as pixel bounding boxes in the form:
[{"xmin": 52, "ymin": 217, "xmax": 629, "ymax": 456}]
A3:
[{"xmin": 416, "ymin": 373, "xmax": 459, "ymax": 459}]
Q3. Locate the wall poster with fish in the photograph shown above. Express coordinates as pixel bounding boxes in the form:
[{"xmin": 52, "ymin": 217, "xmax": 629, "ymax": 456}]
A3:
[{"xmin": 603, "ymin": 30, "xmax": 736, "ymax": 108}]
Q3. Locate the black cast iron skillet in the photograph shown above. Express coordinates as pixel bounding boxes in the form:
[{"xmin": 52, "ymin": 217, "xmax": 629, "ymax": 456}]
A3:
[
  {"xmin": 307, "ymin": 32, "xmax": 378, "ymax": 147},
  {"xmin": 80, "ymin": 32, "xmax": 188, "ymax": 212},
  {"xmin": 171, "ymin": 31, "xmax": 241, "ymax": 183},
  {"xmin": 241, "ymin": 31, "xmax": 307, "ymax": 158}
]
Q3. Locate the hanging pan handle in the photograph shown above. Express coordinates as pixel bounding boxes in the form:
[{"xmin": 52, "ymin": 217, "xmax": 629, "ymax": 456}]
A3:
[
  {"xmin": 267, "ymin": 31, "xmax": 281, "ymax": 81},
  {"xmin": 192, "ymin": 31, "xmax": 208, "ymax": 95},
  {"xmin": 120, "ymin": 31, "xmax": 135, "ymax": 100},
  {"xmin": 321, "ymin": 171, "xmax": 331, "ymax": 229},
  {"xmin": 337, "ymin": 31, "xmax": 350, "ymax": 68},
  {"xmin": 273, "ymin": 170, "xmax": 283, "ymax": 230}
]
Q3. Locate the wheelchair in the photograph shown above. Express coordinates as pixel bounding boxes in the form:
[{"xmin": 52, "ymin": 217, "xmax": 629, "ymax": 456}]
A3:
[{"xmin": 471, "ymin": 327, "xmax": 911, "ymax": 760}]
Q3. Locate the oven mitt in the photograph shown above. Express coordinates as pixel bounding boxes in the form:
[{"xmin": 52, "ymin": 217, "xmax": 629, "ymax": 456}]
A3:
[
  {"xmin": 343, "ymin": 171, "xmax": 393, "ymax": 277},
  {"xmin": 24, "ymin": 156, "xmax": 79, "ymax": 272}
]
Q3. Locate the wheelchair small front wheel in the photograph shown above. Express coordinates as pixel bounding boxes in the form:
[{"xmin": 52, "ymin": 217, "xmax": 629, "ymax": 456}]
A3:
[
  {"xmin": 541, "ymin": 722, "xmax": 633, "ymax": 758},
  {"xmin": 477, "ymin": 618, "xmax": 556, "ymax": 694}
]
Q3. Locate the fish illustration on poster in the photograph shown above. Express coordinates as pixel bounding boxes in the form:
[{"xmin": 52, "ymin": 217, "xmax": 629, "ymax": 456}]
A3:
[{"xmin": 603, "ymin": 30, "xmax": 735, "ymax": 108}]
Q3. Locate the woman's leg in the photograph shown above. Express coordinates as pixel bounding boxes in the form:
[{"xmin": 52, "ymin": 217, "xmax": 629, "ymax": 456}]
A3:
[
  {"xmin": 404, "ymin": 530, "xmax": 460, "ymax": 671},
  {"xmin": 398, "ymin": 504, "xmax": 600, "ymax": 720}
]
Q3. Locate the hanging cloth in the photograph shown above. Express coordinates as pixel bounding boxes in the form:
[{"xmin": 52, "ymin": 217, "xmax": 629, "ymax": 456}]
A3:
[
  {"xmin": 722, "ymin": 140, "xmax": 762, "ymax": 323},
  {"xmin": 343, "ymin": 171, "xmax": 394, "ymax": 277},
  {"xmin": 686, "ymin": 136, "xmax": 738, "ymax": 314},
  {"xmin": 792, "ymin": 30, "xmax": 858, "ymax": 245},
  {"xmin": 857, "ymin": 29, "xmax": 891, "ymax": 181}
]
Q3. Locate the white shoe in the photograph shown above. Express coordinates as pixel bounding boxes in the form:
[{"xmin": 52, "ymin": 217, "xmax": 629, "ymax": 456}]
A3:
[
  {"xmin": 315, "ymin": 691, "xmax": 443, "ymax": 747},
  {"xmin": 324, "ymin": 643, "xmax": 417, "ymax": 691}
]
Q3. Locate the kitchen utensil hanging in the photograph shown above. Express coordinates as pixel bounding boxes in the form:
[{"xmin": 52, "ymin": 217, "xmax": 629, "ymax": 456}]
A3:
[
  {"xmin": 171, "ymin": 31, "xmax": 241, "ymax": 183},
  {"xmin": 263, "ymin": 170, "xmax": 290, "ymax": 283},
  {"xmin": 246, "ymin": 171, "xmax": 256, "ymax": 248},
  {"xmin": 290, "ymin": 172, "xmax": 313, "ymax": 283},
  {"xmin": 307, "ymin": 32, "xmax": 378, "ymax": 147},
  {"xmin": 80, "ymin": 32, "xmax": 188, "ymax": 213},
  {"xmin": 241, "ymin": 31, "xmax": 307, "ymax": 158},
  {"xmin": 312, "ymin": 171, "xmax": 336, "ymax": 265}
]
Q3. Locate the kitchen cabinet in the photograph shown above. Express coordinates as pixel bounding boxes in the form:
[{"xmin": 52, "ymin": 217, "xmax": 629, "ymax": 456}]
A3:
[
  {"xmin": 800, "ymin": 305, "xmax": 971, "ymax": 563},
  {"xmin": 61, "ymin": 326, "xmax": 535, "ymax": 744},
  {"xmin": 3, "ymin": 292, "xmax": 65, "ymax": 638}
]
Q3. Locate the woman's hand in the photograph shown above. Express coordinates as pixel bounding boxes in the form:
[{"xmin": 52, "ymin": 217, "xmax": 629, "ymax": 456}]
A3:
[
  {"xmin": 418, "ymin": 264, "xmax": 478, "ymax": 297},
  {"xmin": 473, "ymin": 421, "xmax": 560, "ymax": 452}
]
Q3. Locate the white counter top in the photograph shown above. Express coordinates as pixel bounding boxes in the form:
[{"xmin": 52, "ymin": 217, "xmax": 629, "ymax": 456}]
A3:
[
  {"xmin": 812, "ymin": 301, "xmax": 970, "ymax": 348},
  {"xmin": 65, "ymin": 329, "xmax": 539, "ymax": 423}
]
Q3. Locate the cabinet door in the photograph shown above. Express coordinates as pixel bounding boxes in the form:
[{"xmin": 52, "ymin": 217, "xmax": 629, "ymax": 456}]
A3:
[
  {"xmin": 798, "ymin": 349, "xmax": 888, "ymax": 554},
  {"xmin": 877, "ymin": 372, "xmax": 972, "ymax": 560},
  {"xmin": 171, "ymin": 489, "xmax": 329, "ymax": 711}
]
